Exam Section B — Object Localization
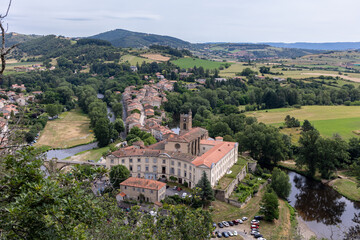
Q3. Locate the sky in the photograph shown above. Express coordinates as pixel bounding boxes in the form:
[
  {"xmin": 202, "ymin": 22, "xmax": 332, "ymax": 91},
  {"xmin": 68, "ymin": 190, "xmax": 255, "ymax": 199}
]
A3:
[{"xmin": 3, "ymin": 0, "xmax": 360, "ymax": 43}]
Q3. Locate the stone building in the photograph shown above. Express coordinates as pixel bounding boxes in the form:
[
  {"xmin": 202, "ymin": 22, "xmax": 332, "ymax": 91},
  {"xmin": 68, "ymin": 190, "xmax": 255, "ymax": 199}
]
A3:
[
  {"xmin": 119, "ymin": 177, "xmax": 166, "ymax": 202},
  {"xmin": 106, "ymin": 112, "xmax": 238, "ymax": 188}
]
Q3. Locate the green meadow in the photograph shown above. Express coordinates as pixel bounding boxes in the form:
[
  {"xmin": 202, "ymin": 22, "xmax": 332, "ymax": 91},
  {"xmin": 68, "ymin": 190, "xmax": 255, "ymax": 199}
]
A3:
[
  {"xmin": 246, "ymin": 106, "xmax": 360, "ymax": 140},
  {"xmin": 171, "ymin": 57, "xmax": 232, "ymax": 70}
]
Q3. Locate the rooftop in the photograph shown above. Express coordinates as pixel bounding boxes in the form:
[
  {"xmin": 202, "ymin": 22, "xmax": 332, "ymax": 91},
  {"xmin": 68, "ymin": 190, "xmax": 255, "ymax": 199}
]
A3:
[
  {"xmin": 120, "ymin": 177, "xmax": 166, "ymax": 190},
  {"xmin": 192, "ymin": 140, "xmax": 237, "ymax": 168}
]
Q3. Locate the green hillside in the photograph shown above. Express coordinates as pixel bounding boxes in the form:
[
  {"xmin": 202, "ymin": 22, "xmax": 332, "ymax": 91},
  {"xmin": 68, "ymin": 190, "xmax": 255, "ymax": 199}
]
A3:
[{"xmin": 89, "ymin": 29, "xmax": 191, "ymax": 48}]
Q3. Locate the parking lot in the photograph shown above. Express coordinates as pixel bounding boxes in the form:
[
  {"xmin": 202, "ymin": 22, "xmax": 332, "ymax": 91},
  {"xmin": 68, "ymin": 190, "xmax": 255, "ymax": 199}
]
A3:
[
  {"xmin": 213, "ymin": 218, "xmax": 265, "ymax": 240},
  {"xmin": 165, "ymin": 185, "xmax": 190, "ymax": 198}
]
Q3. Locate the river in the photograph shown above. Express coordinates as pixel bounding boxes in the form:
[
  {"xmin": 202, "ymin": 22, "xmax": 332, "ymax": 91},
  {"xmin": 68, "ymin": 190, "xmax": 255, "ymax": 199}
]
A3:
[
  {"xmin": 288, "ymin": 171, "xmax": 359, "ymax": 239},
  {"xmin": 45, "ymin": 93, "xmax": 116, "ymax": 160}
]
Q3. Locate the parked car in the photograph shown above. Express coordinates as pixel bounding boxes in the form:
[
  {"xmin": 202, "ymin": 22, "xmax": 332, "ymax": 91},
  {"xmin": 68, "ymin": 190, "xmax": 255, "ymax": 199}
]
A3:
[
  {"xmin": 242, "ymin": 217, "xmax": 248, "ymax": 221},
  {"xmin": 217, "ymin": 231, "xmax": 222, "ymax": 238},
  {"xmin": 251, "ymin": 225, "xmax": 259, "ymax": 229},
  {"xmin": 254, "ymin": 233, "xmax": 263, "ymax": 238},
  {"xmin": 182, "ymin": 192, "xmax": 187, "ymax": 198},
  {"xmin": 222, "ymin": 231, "xmax": 229, "ymax": 238},
  {"xmin": 222, "ymin": 221, "xmax": 229, "ymax": 227},
  {"xmin": 232, "ymin": 220, "xmax": 239, "ymax": 225},
  {"xmin": 228, "ymin": 231, "xmax": 233, "ymax": 237},
  {"xmin": 233, "ymin": 231, "xmax": 238, "ymax": 236},
  {"xmin": 218, "ymin": 222, "xmax": 224, "ymax": 228},
  {"xmin": 258, "ymin": 238, "xmax": 267, "ymax": 240},
  {"xmin": 236, "ymin": 219, "xmax": 243, "ymax": 224},
  {"xmin": 177, "ymin": 187, "xmax": 182, "ymax": 191},
  {"xmin": 250, "ymin": 230, "xmax": 259, "ymax": 235},
  {"xmin": 251, "ymin": 219, "xmax": 260, "ymax": 224},
  {"xmin": 254, "ymin": 216, "xmax": 264, "ymax": 220},
  {"xmin": 227, "ymin": 221, "xmax": 234, "ymax": 226},
  {"xmin": 212, "ymin": 222, "xmax": 217, "ymax": 228},
  {"xmin": 173, "ymin": 186, "xmax": 177, "ymax": 190}
]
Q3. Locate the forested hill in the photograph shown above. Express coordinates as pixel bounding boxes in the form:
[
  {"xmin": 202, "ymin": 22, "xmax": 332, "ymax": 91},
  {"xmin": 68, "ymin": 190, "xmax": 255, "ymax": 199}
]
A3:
[
  {"xmin": 265, "ymin": 42, "xmax": 360, "ymax": 51},
  {"xmin": 89, "ymin": 29, "xmax": 191, "ymax": 48},
  {"xmin": 5, "ymin": 32, "xmax": 41, "ymax": 48}
]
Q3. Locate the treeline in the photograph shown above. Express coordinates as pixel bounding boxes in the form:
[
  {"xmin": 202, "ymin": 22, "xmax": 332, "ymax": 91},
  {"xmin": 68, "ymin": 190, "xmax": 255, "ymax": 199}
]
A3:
[
  {"xmin": 77, "ymin": 86, "xmax": 124, "ymax": 147},
  {"xmin": 149, "ymin": 45, "xmax": 192, "ymax": 57}
]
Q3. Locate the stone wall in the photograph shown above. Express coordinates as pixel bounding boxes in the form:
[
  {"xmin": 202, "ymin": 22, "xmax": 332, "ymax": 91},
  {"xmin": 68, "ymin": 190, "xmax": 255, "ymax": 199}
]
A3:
[{"xmin": 214, "ymin": 164, "xmax": 247, "ymax": 201}]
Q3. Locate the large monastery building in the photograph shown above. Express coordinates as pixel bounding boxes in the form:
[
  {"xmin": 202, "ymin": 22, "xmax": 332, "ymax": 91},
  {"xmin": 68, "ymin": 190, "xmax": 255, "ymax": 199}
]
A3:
[{"xmin": 106, "ymin": 112, "xmax": 238, "ymax": 188}]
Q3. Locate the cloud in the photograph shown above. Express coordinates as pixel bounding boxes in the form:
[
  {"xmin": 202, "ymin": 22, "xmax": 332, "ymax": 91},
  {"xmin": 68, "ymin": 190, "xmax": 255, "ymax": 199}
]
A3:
[
  {"xmin": 56, "ymin": 17, "xmax": 94, "ymax": 22},
  {"xmin": 104, "ymin": 13, "xmax": 161, "ymax": 21}
]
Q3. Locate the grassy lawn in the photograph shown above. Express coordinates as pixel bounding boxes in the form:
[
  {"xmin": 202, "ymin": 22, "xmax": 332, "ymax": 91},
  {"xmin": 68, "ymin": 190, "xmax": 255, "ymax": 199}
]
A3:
[
  {"xmin": 330, "ymin": 179, "xmax": 360, "ymax": 201},
  {"xmin": 35, "ymin": 108, "xmax": 95, "ymax": 149},
  {"xmin": 212, "ymin": 187, "xmax": 292, "ymax": 239},
  {"xmin": 120, "ymin": 54, "xmax": 152, "ymax": 65},
  {"xmin": 246, "ymin": 105, "xmax": 360, "ymax": 140},
  {"xmin": 64, "ymin": 146, "xmax": 109, "ymax": 162},
  {"xmin": 171, "ymin": 57, "xmax": 232, "ymax": 70},
  {"xmin": 216, "ymin": 156, "xmax": 248, "ymax": 190}
]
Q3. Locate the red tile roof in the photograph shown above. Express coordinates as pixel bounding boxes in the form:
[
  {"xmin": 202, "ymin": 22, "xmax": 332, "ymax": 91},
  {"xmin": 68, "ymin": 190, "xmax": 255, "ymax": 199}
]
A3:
[
  {"xmin": 120, "ymin": 177, "xmax": 166, "ymax": 190},
  {"xmin": 192, "ymin": 140, "xmax": 237, "ymax": 168}
]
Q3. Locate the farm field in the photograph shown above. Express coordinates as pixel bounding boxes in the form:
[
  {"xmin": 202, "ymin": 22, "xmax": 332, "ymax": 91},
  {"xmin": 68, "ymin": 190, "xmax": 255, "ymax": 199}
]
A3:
[
  {"xmin": 171, "ymin": 57, "xmax": 232, "ymax": 70},
  {"xmin": 120, "ymin": 54, "xmax": 152, "ymax": 65},
  {"xmin": 140, "ymin": 53, "xmax": 170, "ymax": 62},
  {"xmin": 219, "ymin": 62, "xmax": 360, "ymax": 82},
  {"xmin": 6, "ymin": 61, "xmax": 42, "ymax": 69},
  {"xmin": 35, "ymin": 108, "xmax": 95, "ymax": 149},
  {"xmin": 246, "ymin": 106, "xmax": 360, "ymax": 139}
]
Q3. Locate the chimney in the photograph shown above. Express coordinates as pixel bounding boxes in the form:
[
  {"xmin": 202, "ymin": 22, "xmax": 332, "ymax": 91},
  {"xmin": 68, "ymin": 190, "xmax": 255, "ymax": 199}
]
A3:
[{"xmin": 215, "ymin": 136, "xmax": 223, "ymax": 141}]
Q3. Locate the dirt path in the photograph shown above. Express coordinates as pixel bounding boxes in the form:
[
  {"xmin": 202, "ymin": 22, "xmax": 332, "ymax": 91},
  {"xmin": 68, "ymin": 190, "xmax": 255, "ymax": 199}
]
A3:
[{"xmin": 301, "ymin": 72, "xmax": 360, "ymax": 82}]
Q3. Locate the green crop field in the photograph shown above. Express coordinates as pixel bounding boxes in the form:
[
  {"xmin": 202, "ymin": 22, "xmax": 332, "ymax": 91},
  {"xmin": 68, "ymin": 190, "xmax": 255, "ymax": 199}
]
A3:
[
  {"xmin": 171, "ymin": 57, "xmax": 232, "ymax": 70},
  {"xmin": 246, "ymin": 106, "xmax": 360, "ymax": 140},
  {"xmin": 120, "ymin": 55, "xmax": 152, "ymax": 65}
]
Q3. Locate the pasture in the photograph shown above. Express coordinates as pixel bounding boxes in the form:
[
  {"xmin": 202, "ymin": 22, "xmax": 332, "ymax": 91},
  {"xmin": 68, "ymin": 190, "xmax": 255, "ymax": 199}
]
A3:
[
  {"xmin": 246, "ymin": 106, "xmax": 360, "ymax": 140},
  {"xmin": 141, "ymin": 53, "xmax": 170, "ymax": 62},
  {"xmin": 35, "ymin": 108, "xmax": 95, "ymax": 149},
  {"xmin": 171, "ymin": 57, "xmax": 232, "ymax": 70},
  {"xmin": 120, "ymin": 54, "xmax": 152, "ymax": 65}
]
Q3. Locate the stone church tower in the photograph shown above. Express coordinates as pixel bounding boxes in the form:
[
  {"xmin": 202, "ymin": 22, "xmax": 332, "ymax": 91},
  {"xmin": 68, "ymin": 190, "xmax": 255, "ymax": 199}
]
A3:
[{"xmin": 180, "ymin": 110, "xmax": 192, "ymax": 134}]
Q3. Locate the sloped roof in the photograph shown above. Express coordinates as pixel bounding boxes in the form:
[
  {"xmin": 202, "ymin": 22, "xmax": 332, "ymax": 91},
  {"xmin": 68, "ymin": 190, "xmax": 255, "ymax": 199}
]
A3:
[
  {"xmin": 192, "ymin": 140, "xmax": 237, "ymax": 168},
  {"xmin": 120, "ymin": 177, "xmax": 166, "ymax": 190}
]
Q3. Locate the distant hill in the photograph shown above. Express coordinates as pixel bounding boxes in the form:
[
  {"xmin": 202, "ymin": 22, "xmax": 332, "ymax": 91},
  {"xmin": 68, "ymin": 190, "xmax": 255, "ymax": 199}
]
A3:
[
  {"xmin": 193, "ymin": 43, "xmax": 324, "ymax": 60},
  {"xmin": 88, "ymin": 29, "xmax": 191, "ymax": 48},
  {"xmin": 5, "ymin": 32, "xmax": 41, "ymax": 48},
  {"xmin": 265, "ymin": 42, "xmax": 360, "ymax": 51}
]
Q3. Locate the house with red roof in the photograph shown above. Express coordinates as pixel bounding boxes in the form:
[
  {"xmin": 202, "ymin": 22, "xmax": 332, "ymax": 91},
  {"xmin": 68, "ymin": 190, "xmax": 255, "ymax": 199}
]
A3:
[{"xmin": 119, "ymin": 177, "xmax": 166, "ymax": 202}]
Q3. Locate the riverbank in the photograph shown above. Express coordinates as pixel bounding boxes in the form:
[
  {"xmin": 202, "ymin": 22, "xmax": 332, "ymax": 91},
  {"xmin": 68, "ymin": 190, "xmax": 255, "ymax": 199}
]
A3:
[
  {"xmin": 296, "ymin": 216, "xmax": 317, "ymax": 240},
  {"xmin": 278, "ymin": 160, "xmax": 360, "ymax": 202}
]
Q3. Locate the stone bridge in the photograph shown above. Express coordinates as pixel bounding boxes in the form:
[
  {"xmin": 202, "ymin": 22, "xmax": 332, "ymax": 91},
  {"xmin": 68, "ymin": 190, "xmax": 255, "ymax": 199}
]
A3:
[{"xmin": 43, "ymin": 158, "xmax": 106, "ymax": 172}]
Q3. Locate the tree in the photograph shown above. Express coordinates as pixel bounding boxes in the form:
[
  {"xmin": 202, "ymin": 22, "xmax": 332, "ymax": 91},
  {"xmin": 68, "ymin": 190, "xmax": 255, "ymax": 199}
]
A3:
[
  {"xmin": 0, "ymin": 147, "xmax": 103, "ymax": 239},
  {"xmin": 284, "ymin": 115, "xmax": 300, "ymax": 128},
  {"xmin": 235, "ymin": 123, "xmax": 289, "ymax": 164},
  {"xmin": 0, "ymin": 0, "xmax": 17, "ymax": 86},
  {"xmin": 261, "ymin": 189, "xmax": 279, "ymax": 221},
  {"xmin": 270, "ymin": 168, "xmax": 291, "ymax": 199},
  {"xmin": 46, "ymin": 104, "xmax": 62, "ymax": 118},
  {"xmin": 195, "ymin": 171, "xmax": 214, "ymax": 205},
  {"xmin": 94, "ymin": 117, "xmax": 110, "ymax": 147},
  {"xmin": 296, "ymin": 129, "xmax": 320, "ymax": 177},
  {"xmin": 109, "ymin": 165, "xmax": 130, "ymax": 188},
  {"xmin": 301, "ymin": 120, "xmax": 314, "ymax": 132},
  {"xmin": 208, "ymin": 121, "xmax": 232, "ymax": 138},
  {"xmin": 259, "ymin": 66, "xmax": 270, "ymax": 74}
]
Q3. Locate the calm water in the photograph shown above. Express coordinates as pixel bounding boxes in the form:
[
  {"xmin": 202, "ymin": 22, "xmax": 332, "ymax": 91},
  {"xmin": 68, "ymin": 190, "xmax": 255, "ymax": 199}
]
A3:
[{"xmin": 288, "ymin": 171, "xmax": 360, "ymax": 239}]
